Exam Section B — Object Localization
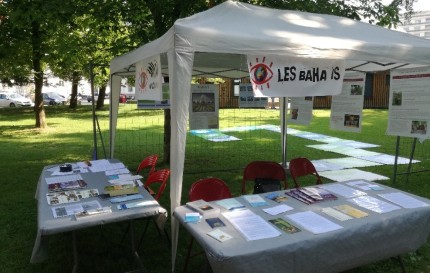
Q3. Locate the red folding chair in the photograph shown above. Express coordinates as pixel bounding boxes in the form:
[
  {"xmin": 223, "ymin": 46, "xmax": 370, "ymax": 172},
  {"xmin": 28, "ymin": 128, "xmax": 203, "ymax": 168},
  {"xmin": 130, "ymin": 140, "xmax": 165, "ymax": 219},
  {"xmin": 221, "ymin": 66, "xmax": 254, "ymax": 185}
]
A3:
[
  {"xmin": 242, "ymin": 161, "xmax": 287, "ymax": 194},
  {"xmin": 183, "ymin": 177, "xmax": 232, "ymax": 273},
  {"xmin": 144, "ymin": 168, "xmax": 170, "ymax": 201},
  {"xmin": 136, "ymin": 169, "xmax": 171, "ymax": 249},
  {"xmin": 289, "ymin": 157, "xmax": 322, "ymax": 188},
  {"xmin": 136, "ymin": 154, "xmax": 158, "ymax": 178}
]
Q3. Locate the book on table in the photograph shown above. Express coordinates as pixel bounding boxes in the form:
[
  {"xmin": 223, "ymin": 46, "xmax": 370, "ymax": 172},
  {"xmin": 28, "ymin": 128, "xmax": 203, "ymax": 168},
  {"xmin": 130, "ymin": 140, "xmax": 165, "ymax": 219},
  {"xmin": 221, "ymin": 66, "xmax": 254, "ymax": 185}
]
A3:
[{"xmin": 186, "ymin": 199, "xmax": 220, "ymax": 215}]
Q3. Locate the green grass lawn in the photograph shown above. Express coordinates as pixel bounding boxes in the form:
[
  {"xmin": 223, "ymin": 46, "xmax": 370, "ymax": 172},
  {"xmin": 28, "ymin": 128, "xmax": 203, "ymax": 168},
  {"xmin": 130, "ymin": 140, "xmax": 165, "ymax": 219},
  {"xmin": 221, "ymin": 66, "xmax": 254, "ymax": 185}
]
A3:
[{"xmin": 0, "ymin": 105, "xmax": 429, "ymax": 273}]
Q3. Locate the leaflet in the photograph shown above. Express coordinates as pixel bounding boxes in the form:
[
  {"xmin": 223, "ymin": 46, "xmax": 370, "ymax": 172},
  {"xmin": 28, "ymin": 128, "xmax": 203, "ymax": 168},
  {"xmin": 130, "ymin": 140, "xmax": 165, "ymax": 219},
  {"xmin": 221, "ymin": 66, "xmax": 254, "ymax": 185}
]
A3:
[
  {"xmin": 285, "ymin": 211, "xmax": 343, "ymax": 234},
  {"xmin": 222, "ymin": 209, "xmax": 281, "ymax": 241}
]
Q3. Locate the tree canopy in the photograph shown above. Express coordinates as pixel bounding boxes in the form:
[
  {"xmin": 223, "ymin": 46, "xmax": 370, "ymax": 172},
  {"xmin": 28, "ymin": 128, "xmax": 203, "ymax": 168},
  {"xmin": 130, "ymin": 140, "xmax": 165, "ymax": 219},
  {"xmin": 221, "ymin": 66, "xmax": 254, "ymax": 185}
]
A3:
[{"xmin": 0, "ymin": 0, "xmax": 419, "ymax": 125}]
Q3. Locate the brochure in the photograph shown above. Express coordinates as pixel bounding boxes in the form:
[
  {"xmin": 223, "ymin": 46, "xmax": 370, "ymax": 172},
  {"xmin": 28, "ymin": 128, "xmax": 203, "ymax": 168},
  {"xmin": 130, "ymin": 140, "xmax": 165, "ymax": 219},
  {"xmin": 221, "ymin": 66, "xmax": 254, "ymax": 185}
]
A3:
[
  {"xmin": 269, "ymin": 218, "xmax": 301, "ymax": 234},
  {"xmin": 186, "ymin": 199, "xmax": 220, "ymax": 215},
  {"xmin": 242, "ymin": 194, "xmax": 268, "ymax": 207},
  {"xmin": 215, "ymin": 198, "xmax": 246, "ymax": 211},
  {"xmin": 207, "ymin": 229, "xmax": 233, "ymax": 242}
]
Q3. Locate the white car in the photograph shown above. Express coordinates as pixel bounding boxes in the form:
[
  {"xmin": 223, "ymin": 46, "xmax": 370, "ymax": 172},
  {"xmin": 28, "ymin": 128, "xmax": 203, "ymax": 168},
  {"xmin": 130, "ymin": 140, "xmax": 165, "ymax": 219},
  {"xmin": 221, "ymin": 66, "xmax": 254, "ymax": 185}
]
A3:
[{"xmin": 0, "ymin": 92, "xmax": 34, "ymax": 107}]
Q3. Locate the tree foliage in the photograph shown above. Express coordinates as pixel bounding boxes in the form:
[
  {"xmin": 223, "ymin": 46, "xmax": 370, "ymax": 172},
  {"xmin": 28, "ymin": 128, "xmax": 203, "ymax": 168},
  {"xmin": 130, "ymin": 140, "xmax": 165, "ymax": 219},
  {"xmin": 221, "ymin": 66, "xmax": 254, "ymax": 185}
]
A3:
[{"xmin": 0, "ymin": 0, "xmax": 420, "ymax": 131}]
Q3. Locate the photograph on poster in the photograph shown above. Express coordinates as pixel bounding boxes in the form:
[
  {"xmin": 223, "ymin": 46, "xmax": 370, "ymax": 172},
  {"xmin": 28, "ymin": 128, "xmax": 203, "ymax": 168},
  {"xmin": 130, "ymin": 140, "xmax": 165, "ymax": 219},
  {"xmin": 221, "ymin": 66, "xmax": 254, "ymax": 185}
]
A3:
[
  {"xmin": 291, "ymin": 108, "xmax": 299, "ymax": 120},
  {"xmin": 350, "ymin": 85, "xmax": 363, "ymax": 95},
  {"xmin": 411, "ymin": 121, "xmax": 427, "ymax": 135},
  {"xmin": 192, "ymin": 93, "xmax": 215, "ymax": 112},
  {"xmin": 344, "ymin": 114, "xmax": 360, "ymax": 128},
  {"xmin": 392, "ymin": 91, "xmax": 402, "ymax": 106}
]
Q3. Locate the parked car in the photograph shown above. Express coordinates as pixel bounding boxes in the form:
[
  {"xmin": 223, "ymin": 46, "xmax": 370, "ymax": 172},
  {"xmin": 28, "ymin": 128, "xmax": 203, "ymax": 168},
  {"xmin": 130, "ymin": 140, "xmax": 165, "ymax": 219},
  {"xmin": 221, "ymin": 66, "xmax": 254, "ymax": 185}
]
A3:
[
  {"xmin": 0, "ymin": 92, "xmax": 34, "ymax": 107},
  {"xmin": 42, "ymin": 92, "xmax": 67, "ymax": 105}
]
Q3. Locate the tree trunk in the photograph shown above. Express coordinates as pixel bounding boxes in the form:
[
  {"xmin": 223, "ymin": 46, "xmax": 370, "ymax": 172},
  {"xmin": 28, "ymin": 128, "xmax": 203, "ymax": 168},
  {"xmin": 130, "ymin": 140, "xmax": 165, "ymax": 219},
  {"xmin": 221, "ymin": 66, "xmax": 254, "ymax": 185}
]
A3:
[
  {"xmin": 163, "ymin": 109, "xmax": 171, "ymax": 164},
  {"xmin": 69, "ymin": 71, "xmax": 79, "ymax": 109},
  {"xmin": 31, "ymin": 20, "xmax": 47, "ymax": 128},
  {"xmin": 96, "ymin": 84, "xmax": 106, "ymax": 110}
]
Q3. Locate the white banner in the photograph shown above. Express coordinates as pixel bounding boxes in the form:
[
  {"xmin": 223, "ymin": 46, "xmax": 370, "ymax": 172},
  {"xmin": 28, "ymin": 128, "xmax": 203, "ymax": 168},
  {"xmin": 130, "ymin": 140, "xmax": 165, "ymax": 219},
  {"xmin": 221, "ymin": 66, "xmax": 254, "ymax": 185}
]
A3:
[
  {"xmin": 330, "ymin": 71, "xmax": 365, "ymax": 133},
  {"xmin": 387, "ymin": 67, "xmax": 430, "ymax": 140},
  {"xmin": 135, "ymin": 55, "xmax": 162, "ymax": 101},
  {"xmin": 247, "ymin": 55, "xmax": 345, "ymax": 97}
]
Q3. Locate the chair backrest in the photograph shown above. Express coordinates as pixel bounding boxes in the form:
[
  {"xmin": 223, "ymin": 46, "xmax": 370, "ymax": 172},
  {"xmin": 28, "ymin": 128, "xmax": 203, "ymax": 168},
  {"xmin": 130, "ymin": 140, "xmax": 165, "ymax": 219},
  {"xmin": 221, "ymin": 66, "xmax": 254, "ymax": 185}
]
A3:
[
  {"xmin": 136, "ymin": 154, "xmax": 158, "ymax": 177},
  {"xmin": 289, "ymin": 157, "xmax": 322, "ymax": 188},
  {"xmin": 242, "ymin": 161, "xmax": 287, "ymax": 194},
  {"xmin": 189, "ymin": 177, "xmax": 232, "ymax": 202},
  {"xmin": 144, "ymin": 169, "xmax": 170, "ymax": 200}
]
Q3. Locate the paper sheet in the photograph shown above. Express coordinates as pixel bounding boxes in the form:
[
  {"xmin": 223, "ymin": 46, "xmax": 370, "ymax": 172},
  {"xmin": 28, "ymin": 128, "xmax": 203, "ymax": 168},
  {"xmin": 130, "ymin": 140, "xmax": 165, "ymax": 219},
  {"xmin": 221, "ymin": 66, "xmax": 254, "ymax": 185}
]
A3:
[
  {"xmin": 222, "ymin": 209, "xmax": 281, "ymax": 240},
  {"xmin": 285, "ymin": 211, "xmax": 343, "ymax": 234}
]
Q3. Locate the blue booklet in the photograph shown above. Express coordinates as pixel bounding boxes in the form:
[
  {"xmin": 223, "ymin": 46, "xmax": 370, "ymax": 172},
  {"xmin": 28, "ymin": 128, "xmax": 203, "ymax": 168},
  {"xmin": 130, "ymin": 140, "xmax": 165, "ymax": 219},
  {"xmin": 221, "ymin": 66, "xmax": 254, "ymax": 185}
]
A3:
[{"xmin": 206, "ymin": 217, "xmax": 226, "ymax": 228}]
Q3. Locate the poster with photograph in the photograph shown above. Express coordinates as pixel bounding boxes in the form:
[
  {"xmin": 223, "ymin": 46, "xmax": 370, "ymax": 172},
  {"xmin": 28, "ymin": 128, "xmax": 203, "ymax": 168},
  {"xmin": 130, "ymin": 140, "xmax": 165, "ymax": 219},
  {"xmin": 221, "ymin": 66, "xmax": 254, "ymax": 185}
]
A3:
[
  {"xmin": 288, "ymin": 97, "xmax": 313, "ymax": 125},
  {"xmin": 239, "ymin": 84, "xmax": 268, "ymax": 108},
  {"xmin": 387, "ymin": 67, "xmax": 430, "ymax": 139},
  {"xmin": 137, "ymin": 83, "xmax": 170, "ymax": 109},
  {"xmin": 330, "ymin": 72, "xmax": 365, "ymax": 132},
  {"xmin": 189, "ymin": 84, "xmax": 219, "ymax": 130}
]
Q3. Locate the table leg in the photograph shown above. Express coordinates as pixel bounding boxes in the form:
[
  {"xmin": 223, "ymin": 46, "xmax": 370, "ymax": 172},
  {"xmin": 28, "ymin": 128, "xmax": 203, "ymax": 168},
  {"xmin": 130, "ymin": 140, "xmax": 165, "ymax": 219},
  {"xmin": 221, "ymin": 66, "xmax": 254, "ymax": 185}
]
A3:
[
  {"xmin": 128, "ymin": 219, "xmax": 148, "ymax": 273},
  {"xmin": 72, "ymin": 231, "xmax": 79, "ymax": 273}
]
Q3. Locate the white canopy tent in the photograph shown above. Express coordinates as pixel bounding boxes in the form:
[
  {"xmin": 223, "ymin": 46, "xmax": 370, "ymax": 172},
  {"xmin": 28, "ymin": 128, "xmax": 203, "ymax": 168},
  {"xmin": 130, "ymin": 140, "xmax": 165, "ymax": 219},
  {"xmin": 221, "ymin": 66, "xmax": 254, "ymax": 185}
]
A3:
[{"xmin": 109, "ymin": 1, "xmax": 430, "ymax": 270}]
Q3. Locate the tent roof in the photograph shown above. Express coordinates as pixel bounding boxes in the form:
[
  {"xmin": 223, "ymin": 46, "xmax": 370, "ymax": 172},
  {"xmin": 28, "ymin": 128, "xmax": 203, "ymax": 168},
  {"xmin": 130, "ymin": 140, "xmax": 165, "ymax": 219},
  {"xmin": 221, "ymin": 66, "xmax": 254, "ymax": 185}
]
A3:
[{"xmin": 110, "ymin": 0, "xmax": 430, "ymax": 77}]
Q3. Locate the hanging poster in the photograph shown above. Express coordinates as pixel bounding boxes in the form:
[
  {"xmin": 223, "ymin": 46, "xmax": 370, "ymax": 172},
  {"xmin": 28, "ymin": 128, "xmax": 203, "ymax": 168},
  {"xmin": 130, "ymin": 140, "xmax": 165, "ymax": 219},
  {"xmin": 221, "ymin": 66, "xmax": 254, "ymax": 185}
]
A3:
[
  {"xmin": 247, "ymin": 55, "xmax": 345, "ymax": 97},
  {"xmin": 387, "ymin": 67, "xmax": 430, "ymax": 139},
  {"xmin": 330, "ymin": 72, "xmax": 365, "ymax": 133},
  {"xmin": 288, "ymin": 97, "xmax": 313, "ymax": 125},
  {"xmin": 239, "ymin": 84, "xmax": 268, "ymax": 108},
  {"xmin": 137, "ymin": 83, "xmax": 170, "ymax": 109},
  {"xmin": 135, "ymin": 55, "xmax": 162, "ymax": 101},
  {"xmin": 189, "ymin": 84, "xmax": 219, "ymax": 130}
]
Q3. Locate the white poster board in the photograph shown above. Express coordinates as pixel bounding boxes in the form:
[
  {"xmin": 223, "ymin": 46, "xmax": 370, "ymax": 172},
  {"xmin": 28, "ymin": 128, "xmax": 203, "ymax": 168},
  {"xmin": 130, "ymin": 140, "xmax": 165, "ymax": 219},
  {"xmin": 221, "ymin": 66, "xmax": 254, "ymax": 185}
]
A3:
[
  {"xmin": 239, "ymin": 84, "xmax": 268, "ymax": 108},
  {"xmin": 387, "ymin": 67, "xmax": 430, "ymax": 140},
  {"xmin": 135, "ymin": 55, "xmax": 162, "ymax": 101},
  {"xmin": 288, "ymin": 97, "xmax": 313, "ymax": 125},
  {"xmin": 330, "ymin": 72, "xmax": 365, "ymax": 133},
  {"xmin": 247, "ymin": 55, "xmax": 345, "ymax": 97},
  {"xmin": 137, "ymin": 83, "xmax": 170, "ymax": 109},
  {"xmin": 189, "ymin": 84, "xmax": 219, "ymax": 130}
]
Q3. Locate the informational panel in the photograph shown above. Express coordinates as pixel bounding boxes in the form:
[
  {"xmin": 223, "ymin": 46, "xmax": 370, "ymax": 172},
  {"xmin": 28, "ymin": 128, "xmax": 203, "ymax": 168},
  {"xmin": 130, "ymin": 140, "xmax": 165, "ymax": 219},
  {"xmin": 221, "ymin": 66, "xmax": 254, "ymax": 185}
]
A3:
[
  {"xmin": 239, "ymin": 84, "xmax": 268, "ymax": 108},
  {"xmin": 135, "ymin": 55, "xmax": 162, "ymax": 101},
  {"xmin": 288, "ymin": 97, "xmax": 313, "ymax": 125},
  {"xmin": 247, "ymin": 55, "xmax": 345, "ymax": 97},
  {"xmin": 330, "ymin": 72, "xmax": 365, "ymax": 133},
  {"xmin": 137, "ymin": 83, "xmax": 170, "ymax": 109},
  {"xmin": 387, "ymin": 67, "xmax": 430, "ymax": 139},
  {"xmin": 189, "ymin": 84, "xmax": 219, "ymax": 130}
]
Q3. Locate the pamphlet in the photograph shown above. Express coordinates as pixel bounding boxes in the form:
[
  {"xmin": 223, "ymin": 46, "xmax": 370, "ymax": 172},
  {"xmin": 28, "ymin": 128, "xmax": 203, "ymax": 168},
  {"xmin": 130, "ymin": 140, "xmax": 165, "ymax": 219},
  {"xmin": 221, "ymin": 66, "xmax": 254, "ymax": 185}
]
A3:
[
  {"xmin": 186, "ymin": 199, "xmax": 220, "ymax": 215},
  {"xmin": 321, "ymin": 207, "xmax": 353, "ymax": 221},
  {"xmin": 242, "ymin": 194, "xmax": 268, "ymax": 207},
  {"xmin": 215, "ymin": 198, "xmax": 246, "ymax": 211},
  {"xmin": 333, "ymin": 204, "xmax": 368, "ymax": 218},
  {"xmin": 46, "ymin": 189, "xmax": 99, "ymax": 205},
  {"xmin": 265, "ymin": 192, "xmax": 288, "ymax": 203},
  {"xmin": 269, "ymin": 218, "xmax": 301, "ymax": 234},
  {"xmin": 48, "ymin": 179, "xmax": 88, "ymax": 192},
  {"xmin": 206, "ymin": 217, "xmax": 226, "ymax": 228},
  {"xmin": 184, "ymin": 212, "xmax": 202, "ymax": 223},
  {"xmin": 51, "ymin": 200, "xmax": 102, "ymax": 218},
  {"xmin": 207, "ymin": 229, "xmax": 233, "ymax": 242}
]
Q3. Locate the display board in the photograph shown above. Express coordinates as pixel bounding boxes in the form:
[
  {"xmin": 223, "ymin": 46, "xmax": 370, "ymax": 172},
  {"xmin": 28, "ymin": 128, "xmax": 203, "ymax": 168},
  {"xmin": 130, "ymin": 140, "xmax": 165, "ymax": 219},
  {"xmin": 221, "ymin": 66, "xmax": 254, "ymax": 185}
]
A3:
[
  {"xmin": 288, "ymin": 97, "xmax": 313, "ymax": 125},
  {"xmin": 387, "ymin": 67, "xmax": 430, "ymax": 140},
  {"xmin": 330, "ymin": 72, "xmax": 365, "ymax": 133},
  {"xmin": 238, "ymin": 84, "xmax": 268, "ymax": 108},
  {"xmin": 189, "ymin": 84, "xmax": 219, "ymax": 130}
]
